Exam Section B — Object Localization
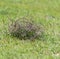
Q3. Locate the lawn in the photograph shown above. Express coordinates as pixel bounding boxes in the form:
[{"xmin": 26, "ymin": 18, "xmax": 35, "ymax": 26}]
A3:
[{"xmin": 0, "ymin": 0, "xmax": 60, "ymax": 59}]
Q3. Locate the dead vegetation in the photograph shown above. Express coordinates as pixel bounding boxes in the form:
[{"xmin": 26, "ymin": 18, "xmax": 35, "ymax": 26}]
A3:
[{"xmin": 8, "ymin": 17, "xmax": 44, "ymax": 40}]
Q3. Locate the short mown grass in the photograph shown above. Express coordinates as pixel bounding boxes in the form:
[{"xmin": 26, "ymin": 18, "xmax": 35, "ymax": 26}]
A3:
[{"xmin": 0, "ymin": 0, "xmax": 60, "ymax": 59}]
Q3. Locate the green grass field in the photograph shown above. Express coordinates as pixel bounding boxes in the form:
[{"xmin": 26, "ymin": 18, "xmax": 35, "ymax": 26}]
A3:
[{"xmin": 0, "ymin": 0, "xmax": 60, "ymax": 59}]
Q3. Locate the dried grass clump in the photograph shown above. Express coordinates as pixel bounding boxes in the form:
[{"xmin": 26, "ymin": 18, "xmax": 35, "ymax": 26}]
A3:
[{"xmin": 8, "ymin": 17, "xmax": 44, "ymax": 40}]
